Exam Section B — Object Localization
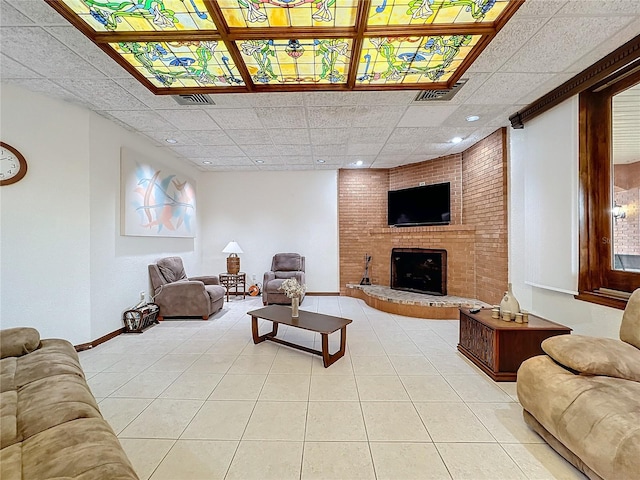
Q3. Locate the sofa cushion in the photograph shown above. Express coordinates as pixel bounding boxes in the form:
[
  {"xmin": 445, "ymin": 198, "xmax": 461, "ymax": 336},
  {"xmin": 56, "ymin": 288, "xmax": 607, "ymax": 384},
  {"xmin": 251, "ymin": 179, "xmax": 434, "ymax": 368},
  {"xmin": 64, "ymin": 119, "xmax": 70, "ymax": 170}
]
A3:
[
  {"xmin": 21, "ymin": 418, "xmax": 138, "ymax": 480},
  {"xmin": 14, "ymin": 339, "xmax": 84, "ymax": 387},
  {"xmin": 157, "ymin": 256, "xmax": 187, "ymax": 283},
  {"xmin": 518, "ymin": 355, "xmax": 640, "ymax": 480},
  {"xmin": 620, "ymin": 288, "xmax": 640, "ymax": 349},
  {"xmin": 0, "ymin": 443, "xmax": 21, "ymax": 480},
  {"xmin": 542, "ymin": 334, "xmax": 640, "ymax": 383},
  {"xmin": 1, "ymin": 390, "xmax": 18, "ymax": 449},
  {"xmin": 0, "ymin": 327, "xmax": 40, "ymax": 359}
]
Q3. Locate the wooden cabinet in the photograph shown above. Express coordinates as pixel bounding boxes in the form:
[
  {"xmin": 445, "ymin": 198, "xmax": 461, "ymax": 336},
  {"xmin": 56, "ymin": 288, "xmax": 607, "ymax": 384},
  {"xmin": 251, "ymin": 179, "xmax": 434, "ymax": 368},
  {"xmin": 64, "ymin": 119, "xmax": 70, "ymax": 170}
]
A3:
[{"xmin": 458, "ymin": 308, "xmax": 571, "ymax": 381}]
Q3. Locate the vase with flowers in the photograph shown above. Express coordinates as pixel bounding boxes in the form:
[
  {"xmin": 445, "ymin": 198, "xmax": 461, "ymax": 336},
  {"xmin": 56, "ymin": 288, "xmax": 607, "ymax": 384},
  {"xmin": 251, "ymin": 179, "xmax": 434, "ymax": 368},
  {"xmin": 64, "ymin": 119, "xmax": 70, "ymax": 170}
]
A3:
[{"xmin": 279, "ymin": 278, "xmax": 306, "ymax": 318}]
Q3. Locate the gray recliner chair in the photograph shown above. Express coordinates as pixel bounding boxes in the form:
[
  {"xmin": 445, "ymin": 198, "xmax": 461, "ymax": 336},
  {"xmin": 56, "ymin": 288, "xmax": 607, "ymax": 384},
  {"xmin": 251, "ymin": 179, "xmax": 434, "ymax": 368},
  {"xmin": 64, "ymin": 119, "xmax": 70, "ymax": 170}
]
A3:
[
  {"xmin": 263, "ymin": 253, "xmax": 306, "ymax": 305},
  {"xmin": 148, "ymin": 256, "xmax": 225, "ymax": 320}
]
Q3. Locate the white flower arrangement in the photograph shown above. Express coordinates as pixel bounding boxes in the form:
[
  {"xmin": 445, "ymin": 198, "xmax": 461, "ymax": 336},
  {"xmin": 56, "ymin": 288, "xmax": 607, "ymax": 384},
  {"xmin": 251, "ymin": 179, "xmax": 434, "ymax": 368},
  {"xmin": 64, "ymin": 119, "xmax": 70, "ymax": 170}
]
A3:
[{"xmin": 279, "ymin": 278, "xmax": 306, "ymax": 299}]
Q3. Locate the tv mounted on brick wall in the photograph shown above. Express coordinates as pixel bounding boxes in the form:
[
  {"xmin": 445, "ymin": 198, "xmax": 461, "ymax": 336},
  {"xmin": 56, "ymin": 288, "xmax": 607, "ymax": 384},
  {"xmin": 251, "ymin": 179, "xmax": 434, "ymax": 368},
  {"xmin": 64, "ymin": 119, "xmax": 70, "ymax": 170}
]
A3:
[{"xmin": 388, "ymin": 182, "xmax": 451, "ymax": 227}]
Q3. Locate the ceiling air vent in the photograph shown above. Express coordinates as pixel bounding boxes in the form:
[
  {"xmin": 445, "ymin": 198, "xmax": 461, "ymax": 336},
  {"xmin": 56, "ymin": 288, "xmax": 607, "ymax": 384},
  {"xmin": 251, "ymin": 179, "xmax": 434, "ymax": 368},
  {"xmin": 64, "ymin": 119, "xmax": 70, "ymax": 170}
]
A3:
[
  {"xmin": 414, "ymin": 79, "xmax": 467, "ymax": 102},
  {"xmin": 173, "ymin": 94, "xmax": 215, "ymax": 106}
]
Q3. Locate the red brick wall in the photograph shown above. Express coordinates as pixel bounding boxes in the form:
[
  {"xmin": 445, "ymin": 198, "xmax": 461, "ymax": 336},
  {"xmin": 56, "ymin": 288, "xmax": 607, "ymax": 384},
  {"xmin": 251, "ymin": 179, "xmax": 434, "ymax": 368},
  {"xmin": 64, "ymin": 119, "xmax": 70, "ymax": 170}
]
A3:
[
  {"xmin": 462, "ymin": 128, "xmax": 509, "ymax": 304},
  {"xmin": 614, "ymin": 187, "xmax": 640, "ymax": 255},
  {"xmin": 338, "ymin": 129, "xmax": 508, "ymax": 303}
]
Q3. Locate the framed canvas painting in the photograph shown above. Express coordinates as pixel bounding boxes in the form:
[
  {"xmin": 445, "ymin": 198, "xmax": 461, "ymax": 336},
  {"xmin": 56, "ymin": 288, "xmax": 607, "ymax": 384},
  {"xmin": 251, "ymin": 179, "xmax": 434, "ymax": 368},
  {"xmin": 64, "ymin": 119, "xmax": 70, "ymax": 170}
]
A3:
[{"xmin": 121, "ymin": 148, "xmax": 196, "ymax": 237}]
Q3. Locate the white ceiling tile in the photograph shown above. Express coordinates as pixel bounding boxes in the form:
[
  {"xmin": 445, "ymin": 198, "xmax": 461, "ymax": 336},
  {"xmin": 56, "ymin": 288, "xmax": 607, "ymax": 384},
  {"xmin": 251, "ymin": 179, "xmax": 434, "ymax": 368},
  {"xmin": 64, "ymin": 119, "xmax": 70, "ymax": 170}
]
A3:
[
  {"xmin": 227, "ymin": 129, "xmax": 273, "ymax": 145},
  {"xmin": 105, "ymin": 110, "xmax": 173, "ymax": 132},
  {"xmin": 142, "ymin": 131, "xmax": 197, "ymax": 146},
  {"xmin": 249, "ymin": 92, "xmax": 305, "ymax": 106},
  {"xmin": 240, "ymin": 144, "xmax": 283, "ymax": 156},
  {"xmin": 45, "ymin": 27, "xmax": 130, "ymax": 79},
  {"xmin": 205, "ymin": 94, "xmax": 253, "ymax": 108},
  {"xmin": 353, "ymin": 105, "xmax": 406, "ymax": 128},
  {"xmin": 270, "ymin": 129, "xmax": 310, "ymax": 145},
  {"xmin": 565, "ymin": 20, "xmax": 640, "ymax": 74},
  {"xmin": 349, "ymin": 127, "xmax": 394, "ymax": 143},
  {"xmin": 447, "ymin": 73, "xmax": 491, "ymax": 104},
  {"xmin": 442, "ymin": 104, "xmax": 516, "ymax": 128},
  {"xmin": 357, "ymin": 90, "xmax": 417, "ymax": 105},
  {"xmin": 470, "ymin": 72, "xmax": 557, "ymax": 105},
  {"xmin": 157, "ymin": 109, "xmax": 220, "ymax": 130},
  {"xmin": 206, "ymin": 108, "xmax": 260, "ymax": 129},
  {"xmin": 7, "ymin": 0, "xmax": 70, "ymax": 24},
  {"xmin": 281, "ymin": 156, "xmax": 314, "ymax": 165},
  {"xmin": 1, "ymin": 78, "xmax": 76, "ymax": 104},
  {"xmin": 255, "ymin": 107, "xmax": 307, "ymax": 128},
  {"xmin": 175, "ymin": 145, "xmax": 245, "ymax": 158},
  {"xmin": 380, "ymin": 143, "xmax": 416, "ymax": 155},
  {"xmin": 64, "ymin": 79, "xmax": 148, "ymax": 110},
  {"xmin": 375, "ymin": 154, "xmax": 410, "ymax": 163},
  {"xmin": 0, "ymin": 54, "xmax": 40, "ymax": 78},
  {"xmin": 467, "ymin": 18, "xmax": 545, "ymax": 74},
  {"xmin": 113, "ymin": 78, "xmax": 185, "ymax": 110},
  {"xmin": 386, "ymin": 128, "xmax": 430, "ymax": 144},
  {"xmin": 312, "ymin": 144, "xmax": 348, "ymax": 156},
  {"xmin": 512, "ymin": 0, "xmax": 566, "ymax": 18},
  {"xmin": 397, "ymin": 105, "xmax": 459, "ymax": 127},
  {"xmin": 1, "ymin": 27, "xmax": 105, "ymax": 78},
  {"xmin": 411, "ymin": 144, "xmax": 453, "ymax": 156},
  {"xmin": 346, "ymin": 143, "xmax": 384, "ymax": 155},
  {"xmin": 501, "ymin": 16, "xmax": 635, "ymax": 73},
  {"xmin": 310, "ymin": 128, "xmax": 351, "ymax": 145},
  {"xmin": 515, "ymin": 73, "xmax": 574, "ymax": 105},
  {"xmin": 307, "ymin": 106, "xmax": 357, "ymax": 128},
  {"xmin": 196, "ymin": 156, "xmax": 253, "ymax": 166},
  {"xmin": 271, "ymin": 144, "xmax": 312, "ymax": 156},
  {"xmin": 187, "ymin": 130, "xmax": 236, "ymax": 146},
  {"xmin": 251, "ymin": 156, "xmax": 285, "ymax": 165},
  {"xmin": 559, "ymin": 0, "xmax": 640, "ymax": 15},
  {"xmin": 0, "ymin": 1, "xmax": 34, "ymax": 26},
  {"xmin": 304, "ymin": 91, "xmax": 361, "ymax": 106}
]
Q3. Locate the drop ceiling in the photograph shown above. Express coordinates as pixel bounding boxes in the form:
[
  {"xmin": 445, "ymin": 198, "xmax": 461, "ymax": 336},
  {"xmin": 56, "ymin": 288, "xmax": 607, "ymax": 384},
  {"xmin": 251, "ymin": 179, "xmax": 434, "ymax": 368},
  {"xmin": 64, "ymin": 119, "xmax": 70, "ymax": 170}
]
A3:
[{"xmin": 1, "ymin": 0, "xmax": 639, "ymax": 171}]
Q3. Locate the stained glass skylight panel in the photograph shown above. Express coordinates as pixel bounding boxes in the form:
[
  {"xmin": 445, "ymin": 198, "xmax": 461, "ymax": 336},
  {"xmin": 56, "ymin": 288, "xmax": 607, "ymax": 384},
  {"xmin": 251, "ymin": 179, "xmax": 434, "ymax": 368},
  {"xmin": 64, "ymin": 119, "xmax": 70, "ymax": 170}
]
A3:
[
  {"xmin": 111, "ymin": 41, "xmax": 245, "ymax": 88},
  {"xmin": 366, "ymin": 0, "xmax": 511, "ymax": 26},
  {"xmin": 238, "ymin": 38, "xmax": 352, "ymax": 85},
  {"xmin": 60, "ymin": 0, "xmax": 216, "ymax": 32},
  {"xmin": 357, "ymin": 35, "xmax": 480, "ymax": 85},
  {"xmin": 217, "ymin": 0, "xmax": 359, "ymax": 28},
  {"xmin": 47, "ymin": 0, "xmax": 523, "ymax": 93}
]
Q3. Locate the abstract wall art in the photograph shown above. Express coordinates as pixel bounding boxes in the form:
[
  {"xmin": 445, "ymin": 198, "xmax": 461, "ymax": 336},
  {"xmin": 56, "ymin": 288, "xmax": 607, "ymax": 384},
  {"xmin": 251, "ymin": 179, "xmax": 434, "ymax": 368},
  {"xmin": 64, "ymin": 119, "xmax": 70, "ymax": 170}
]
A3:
[{"xmin": 121, "ymin": 148, "xmax": 196, "ymax": 237}]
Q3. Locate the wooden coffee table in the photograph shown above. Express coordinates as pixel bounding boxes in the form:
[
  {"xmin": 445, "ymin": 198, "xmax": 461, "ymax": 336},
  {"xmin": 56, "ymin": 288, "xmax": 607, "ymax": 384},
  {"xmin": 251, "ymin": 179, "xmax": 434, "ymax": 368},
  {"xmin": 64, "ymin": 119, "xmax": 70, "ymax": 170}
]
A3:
[{"xmin": 247, "ymin": 305, "xmax": 352, "ymax": 367}]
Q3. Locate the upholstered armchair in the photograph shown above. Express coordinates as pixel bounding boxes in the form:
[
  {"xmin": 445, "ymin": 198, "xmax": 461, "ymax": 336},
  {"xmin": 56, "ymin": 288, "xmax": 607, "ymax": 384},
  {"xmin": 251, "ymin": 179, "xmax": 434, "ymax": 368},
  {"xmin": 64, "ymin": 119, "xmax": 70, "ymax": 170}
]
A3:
[
  {"xmin": 148, "ymin": 256, "xmax": 225, "ymax": 320},
  {"xmin": 263, "ymin": 253, "xmax": 306, "ymax": 305}
]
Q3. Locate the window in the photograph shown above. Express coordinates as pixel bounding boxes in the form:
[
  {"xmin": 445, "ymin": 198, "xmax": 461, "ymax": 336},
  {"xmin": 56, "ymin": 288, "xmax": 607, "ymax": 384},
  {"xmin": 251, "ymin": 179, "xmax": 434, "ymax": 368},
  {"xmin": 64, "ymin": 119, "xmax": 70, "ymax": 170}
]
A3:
[{"xmin": 577, "ymin": 70, "xmax": 640, "ymax": 309}]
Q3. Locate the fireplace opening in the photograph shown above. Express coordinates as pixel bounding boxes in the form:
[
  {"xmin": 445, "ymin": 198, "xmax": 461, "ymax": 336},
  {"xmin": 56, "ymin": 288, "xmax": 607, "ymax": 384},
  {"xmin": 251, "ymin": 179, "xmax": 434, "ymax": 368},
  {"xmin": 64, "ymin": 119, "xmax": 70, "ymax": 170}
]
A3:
[{"xmin": 391, "ymin": 248, "xmax": 447, "ymax": 296}]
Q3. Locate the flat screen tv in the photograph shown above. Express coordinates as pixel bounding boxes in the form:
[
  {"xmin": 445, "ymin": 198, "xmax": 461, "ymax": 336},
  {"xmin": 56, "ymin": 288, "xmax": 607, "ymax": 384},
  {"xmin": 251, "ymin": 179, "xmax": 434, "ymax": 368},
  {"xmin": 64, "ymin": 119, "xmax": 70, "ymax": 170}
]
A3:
[{"xmin": 388, "ymin": 182, "xmax": 451, "ymax": 226}]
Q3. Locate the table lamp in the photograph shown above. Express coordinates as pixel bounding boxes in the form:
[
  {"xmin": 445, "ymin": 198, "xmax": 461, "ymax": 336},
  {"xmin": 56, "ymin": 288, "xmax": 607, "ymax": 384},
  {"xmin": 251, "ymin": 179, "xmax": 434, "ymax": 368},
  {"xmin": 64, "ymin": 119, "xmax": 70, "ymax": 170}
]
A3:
[{"xmin": 222, "ymin": 241, "xmax": 243, "ymax": 274}]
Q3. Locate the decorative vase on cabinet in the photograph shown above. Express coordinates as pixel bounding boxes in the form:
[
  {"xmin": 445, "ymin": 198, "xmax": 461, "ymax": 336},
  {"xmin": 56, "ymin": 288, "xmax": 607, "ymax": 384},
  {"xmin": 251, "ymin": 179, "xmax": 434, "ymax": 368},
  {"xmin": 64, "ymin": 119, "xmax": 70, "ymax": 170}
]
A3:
[{"xmin": 500, "ymin": 283, "xmax": 520, "ymax": 320}]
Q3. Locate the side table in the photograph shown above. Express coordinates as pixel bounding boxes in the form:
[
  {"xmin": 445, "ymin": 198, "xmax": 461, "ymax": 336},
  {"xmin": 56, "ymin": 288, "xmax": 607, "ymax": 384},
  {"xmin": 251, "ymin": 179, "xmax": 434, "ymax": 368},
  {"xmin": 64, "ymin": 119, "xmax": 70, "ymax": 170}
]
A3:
[
  {"xmin": 219, "ymin": 272, "xmax": 247, "ymax": 302},
  {"xmin": 458, "ymin": 308, "xmax": 571, "ymax": 381}
]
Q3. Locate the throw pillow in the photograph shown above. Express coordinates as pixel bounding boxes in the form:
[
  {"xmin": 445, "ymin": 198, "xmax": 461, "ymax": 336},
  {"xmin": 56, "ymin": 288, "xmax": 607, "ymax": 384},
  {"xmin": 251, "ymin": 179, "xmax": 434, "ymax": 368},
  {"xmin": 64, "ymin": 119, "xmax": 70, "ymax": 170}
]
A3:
[
  {"xmin": 542, "ymin": 334, "xmax": 640, "ymax": 383},
  {"xmin": 0, "ymin": 328, "xmax": 41, "ymax": 358}
]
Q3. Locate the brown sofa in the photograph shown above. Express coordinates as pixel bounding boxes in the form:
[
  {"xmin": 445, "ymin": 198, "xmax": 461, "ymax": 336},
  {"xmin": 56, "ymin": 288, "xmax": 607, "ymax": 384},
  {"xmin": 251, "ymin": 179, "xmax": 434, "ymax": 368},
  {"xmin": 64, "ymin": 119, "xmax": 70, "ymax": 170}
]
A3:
[
  {"xmin": 0, "ymin": 327, "xmax": 138, "ymax": 480},
  {"xmin": 149, "ymin": 256, "xmax": 225, "ymax": 320},
  {"xmin": 517, "ymin": 289, "xmax": 640, "ymax": 480},
  {"xmin": 262, "ymin": 253, "xmax": 306, "ymax": 305}
]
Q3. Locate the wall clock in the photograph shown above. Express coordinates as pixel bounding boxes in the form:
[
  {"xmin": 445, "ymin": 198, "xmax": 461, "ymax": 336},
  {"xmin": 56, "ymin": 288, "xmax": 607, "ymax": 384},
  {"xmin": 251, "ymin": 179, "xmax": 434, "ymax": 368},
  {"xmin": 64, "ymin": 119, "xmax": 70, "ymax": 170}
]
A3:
[{"xmin": 0, "ymin": 142, "xmax": 28, "ymax": 186}]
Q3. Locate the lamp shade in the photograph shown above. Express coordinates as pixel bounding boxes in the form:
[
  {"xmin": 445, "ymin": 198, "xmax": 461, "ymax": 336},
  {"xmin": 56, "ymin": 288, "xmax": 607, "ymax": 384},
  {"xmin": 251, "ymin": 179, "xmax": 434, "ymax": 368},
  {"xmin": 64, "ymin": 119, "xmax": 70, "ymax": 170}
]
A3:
[{"xmin": 222, "ymin": 241, "xmax": 243, "ymax": 255}]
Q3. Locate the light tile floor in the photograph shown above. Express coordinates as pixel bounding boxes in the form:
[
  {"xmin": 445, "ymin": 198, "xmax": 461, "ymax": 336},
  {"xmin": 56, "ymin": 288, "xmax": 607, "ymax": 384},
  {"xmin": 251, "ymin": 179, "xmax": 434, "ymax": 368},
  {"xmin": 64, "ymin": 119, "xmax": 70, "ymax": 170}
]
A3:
[{"xmin": 80, "ymin": 296, "xmax": 587, "ymax": 480}]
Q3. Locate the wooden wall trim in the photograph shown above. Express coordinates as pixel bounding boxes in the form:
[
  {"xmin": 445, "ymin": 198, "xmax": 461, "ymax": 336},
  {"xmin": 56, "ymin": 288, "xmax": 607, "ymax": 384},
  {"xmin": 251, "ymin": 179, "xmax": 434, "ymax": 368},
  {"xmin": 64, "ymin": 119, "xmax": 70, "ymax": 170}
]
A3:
[
  {"xmin": 509, "ymin": 34, "xmax": 640, "ymax": 129},
  {"xmin": 75, "ymin": 328, "xmax": 125, "ymax": 352}
]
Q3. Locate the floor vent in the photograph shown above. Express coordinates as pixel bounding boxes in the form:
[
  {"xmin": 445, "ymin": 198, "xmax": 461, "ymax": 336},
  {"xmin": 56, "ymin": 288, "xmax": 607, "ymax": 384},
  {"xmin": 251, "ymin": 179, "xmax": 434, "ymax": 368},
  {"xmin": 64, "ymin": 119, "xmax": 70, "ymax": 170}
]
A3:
[
  {"xmin": 414, "ymin": 79, "xmax": 467, "ymax": 102},
  {"xmin": 173, "ymin": 94, "xmax": 216, "ymax": 106}
]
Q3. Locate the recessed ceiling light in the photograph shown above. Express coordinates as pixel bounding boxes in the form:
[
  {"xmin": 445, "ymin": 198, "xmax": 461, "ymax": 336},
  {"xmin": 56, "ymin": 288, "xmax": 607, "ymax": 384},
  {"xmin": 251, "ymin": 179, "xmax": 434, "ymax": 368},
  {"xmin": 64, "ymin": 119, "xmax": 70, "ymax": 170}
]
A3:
[
  {"xmin": 202, "ymin": 160, "xmax": 213, "ymax": 165},
  {"xmin": 355, "ymin": 160, "xmax": 364, "ymax": 166},
  {"xmin": 316, "ymin": 159, "xmax": 326, "ymax": 163},
  {"xmin": 465, "ymin": 115, "xmax": 480, "ymax": 122},
  {"xmin": 165, "ymin": 138, "xmax": 178, "ymax": 144},
  {"xmin": 450, "ymin": 137, "xmax": 463, "ymax": 144},
  {"xmin": 255, "ymin": 160, "xmax": 265, "ymax": 164}
]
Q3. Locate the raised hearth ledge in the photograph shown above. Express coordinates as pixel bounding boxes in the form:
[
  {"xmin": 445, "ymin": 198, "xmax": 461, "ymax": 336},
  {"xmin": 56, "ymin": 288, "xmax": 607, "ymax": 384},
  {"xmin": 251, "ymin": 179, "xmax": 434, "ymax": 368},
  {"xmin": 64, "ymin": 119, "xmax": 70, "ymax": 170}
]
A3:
[
  {"xmin": 370, "ymin": 225, "xmax": 476, "ymax": 234},
  {"xmin": 346, "ymin": 284, "xmax": 490, "ymax": 320}
]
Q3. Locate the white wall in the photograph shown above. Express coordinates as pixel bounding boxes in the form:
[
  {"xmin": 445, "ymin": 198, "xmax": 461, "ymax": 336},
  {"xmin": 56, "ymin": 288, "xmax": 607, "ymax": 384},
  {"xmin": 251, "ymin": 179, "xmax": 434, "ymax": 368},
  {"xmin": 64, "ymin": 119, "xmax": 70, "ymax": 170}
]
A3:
[
  {"xmin": 509, "ymin": 100, "xmax": 623, "ymax": 338},
  {"xmin": 199, "ymin": 171, "xmax": 339, "ymax": 293},
  {"xmin": 1, "ymin": 84, "xmax": 202, "ymax": 344}
]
